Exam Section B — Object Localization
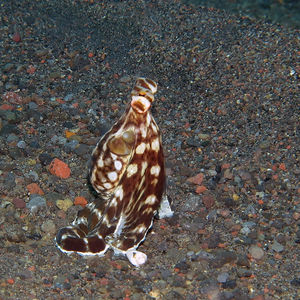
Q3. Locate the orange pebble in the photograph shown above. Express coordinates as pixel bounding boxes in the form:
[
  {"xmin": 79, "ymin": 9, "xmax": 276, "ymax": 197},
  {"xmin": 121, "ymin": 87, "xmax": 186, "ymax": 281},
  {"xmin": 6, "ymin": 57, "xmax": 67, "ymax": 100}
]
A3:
[
  {"xmin": 279, "ymin": 163, "xmax": 286, "ymax": 171},
  {"xmin": 26, "ymin": 183, "xmax": 44, "ymax": 195},
  {"xmin": 222, "ymin": 163, "xmax": 230, "ymax": 169},
  {"xmin": 187, "ymin": 173, "xmax": 204, "ymax": 185},
  {"xmin": 49, "ymin": 158, "xmax": 71, "ymax": 179},
  {"xmin": 65, "ymin": 130, "xmax": 76, "ymax": 138},
  {"xmin": 0, "ymin": 104, "xmax": 14, "ymax": 110},
  {"xmin": 27, "ymin": 65, "xmax": 36, "ymax": 74},
  {"xmin": 28, "ymin": 266, "xmax": 35, "ymax": 272},
  {"xmin": 74, "ymin": 196, "xmax": 88, "ymax": 207},
  {"xmin": 7, "ymin": 278, "xmax": 14, "ymax": 285},
  {"xmin": 195, "ymin": 185, "xmax": 207, "ymax": 194}
]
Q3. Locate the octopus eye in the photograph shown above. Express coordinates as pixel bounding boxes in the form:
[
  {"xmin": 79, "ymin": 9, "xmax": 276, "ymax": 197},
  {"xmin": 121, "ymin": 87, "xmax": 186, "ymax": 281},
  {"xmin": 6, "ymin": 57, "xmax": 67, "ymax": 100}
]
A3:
[{"xmin": 122, "ymin": 130, "xmax": 135, "ymax": 144}]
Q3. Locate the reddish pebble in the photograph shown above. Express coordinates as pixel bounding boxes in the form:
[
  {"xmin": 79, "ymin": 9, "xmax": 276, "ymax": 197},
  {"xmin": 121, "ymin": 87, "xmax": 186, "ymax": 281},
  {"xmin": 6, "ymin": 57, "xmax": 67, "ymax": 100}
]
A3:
[
  {"xmin": 99, "ymin": 278, "xmax": 109, "ymax": 285},
  {"xmin": 251, "ymin": 296, "xmax": 265, "ymax": 300},
  {"xmin": 202, "ymin": 194, "xmax": 215, "ymax": 209},
  {"xmin": 2, "ymin": 92, "xmax": 23, "ymax": 104},
  {"xmin": 74, "ymin": 196, "xmax": 88, "ymax": 207},
  {"xmin": 278, "ymin": 163, "xmax": 286, "ymax": 171},
  {"xmin": 0, "ymin": 104, "xmax": 14, "ymax": 110},
  {"xmin": 57, "ymin": 210, "xmax": 66, "ymax": 219},
  {"xmin": 195, "ymin": 185, "xmax": 207, "ymax": 194},
  {"xmin": 187, "ymin": 173, "xmax": 204, "ymax": 185},
  {"xmin": 49, "ymin": 158, "xmax": 71, "ymax": 179},
  {"xmin": 27, "ymin": 65, "xmax": 36, "ymax": 74},
  {"xmin": 12, "ymin": 198, "xmax": 26, "ymax": 209},
  {"xmin": 7, "ymin": 278, "xmax": 14, "ymax": 285},
  {"xmin": 26, "ymin": 183, "xmax": 44, "ymax": 195},
  {"xmin": 12, "ymin": 32, "xmax": 21, "ymax": 42},
  {"xmin": 222, "ymin": 163, "xmax": 230, "ymax": 169}
]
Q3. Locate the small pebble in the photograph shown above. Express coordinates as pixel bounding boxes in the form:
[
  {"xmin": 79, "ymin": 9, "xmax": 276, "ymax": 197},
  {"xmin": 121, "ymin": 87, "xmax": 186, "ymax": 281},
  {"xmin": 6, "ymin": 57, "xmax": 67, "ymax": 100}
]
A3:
[
  {"xmin": 41, "ymin": 220, "xmax": 56, "ymax": 234},
  {"xmin": 56, "ymin": 198, "xmax": 73, "ymax": 211},
  {"xmin": 24, "ymin": 170, "xmax": 39, "ymax": 182},
  {"xmin": 12, "ymin": 32, "xmax": 21, "ymax": 42},
  {"xmin": 49, "ymin": 158, "xmax": 71, "ymax": 179},
  {"xmin": 17, "ymin": 140, "xmax": 26, "ymax": 149},
  {"xmin": 217, "ymin": 272, "xmax": 229, "ymax": 283},
  {"xmin": 28, "ymin": 102, "xmax": 38, "ymax": 110},
  {"xmin": 271, "ymin": 240, "xmax": 284, "ymax": 253},
  {"xmin": 64, "ymin": 93, "xmax": 74, "ymax": 101},
  {"xmin": 249, "ymin": 245, "xmax": 264, "ymax": 260},
  {"xmin": 26, "ymin": 195, "xmax": 47, "ymax": 210},
  {"xmin": 39, "ymin": 153, "xmax": 53, "ymax": 166},
  {"xmin": 3, "ymin": 172, "xmax": 16, "ymax": 189},
  {"xmin": 26, "ymin": 183, "xmax": 44, "ymax": 195},
  {"xmin": 7, "ymin": 133, "xmax": 19, "ymax": 143},
  {"xmin": 12, "ymin": 198, "xmax": 26, "ymax": 209}
]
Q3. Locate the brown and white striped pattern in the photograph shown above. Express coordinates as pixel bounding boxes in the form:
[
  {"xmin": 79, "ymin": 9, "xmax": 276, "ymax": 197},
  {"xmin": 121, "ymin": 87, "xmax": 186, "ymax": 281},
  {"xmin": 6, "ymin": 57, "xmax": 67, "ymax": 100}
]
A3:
[{"xmin": 56, "ymin": 78, "xmax": 166, "ymax": 266}]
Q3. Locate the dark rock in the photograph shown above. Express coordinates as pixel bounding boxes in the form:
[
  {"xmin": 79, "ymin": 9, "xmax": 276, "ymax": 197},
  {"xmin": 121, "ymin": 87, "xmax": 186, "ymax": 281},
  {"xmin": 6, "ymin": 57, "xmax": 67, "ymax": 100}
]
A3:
[
  {"xmin": 165, "ymin": 290, "xmax": 184, "ymax": 300},
  {"xmin": 236, "ymin": 268, "xmax": 253, "ymax": 278},
  {"xmin": 236, "ymin": 254, "xmax": 250, "ymax": 268},
  {"xmin": 210, "ymin": 250, "xmax": 237, "ymax": 268},
  {"xmin": 63, "ymin": 121, "xmax": 75, "ymax": 128},
  {"xmin": 205, "ymin": 233, "xmax": 222, "ymax": 249},
  {"xmin": 0, "ymin": 111, "xmax": 17, "ymax": 123},
  {"xmin": 3, "ymin": 172, "xmax": 16, "ymax": 190},
  {"xmin": 160, "ymin": 269, "xmax": 172, "ymax": 281},
  {"xmin": 186, "ymin": 137, "xmax": 201, "ymax": 148},
  {"xmin": 8, "ymin": 147, "xmax": 26, "ymax": 159},
  {"xmin": 27, "ymin": 110, "xmax": 43, "ymax": 123},
  {"xmin": 74, "ymin": 144, "xmax": 91, "ymax": 156},
  {"xmin": 175, "ymin": 261, "xmax": 189, "ymax": 272},
  {"xmin": 290, "ymin": 278, "xmax": 300, "ymax": 287},
  {"xmin": 222, "ymin": 279, "xmax": 237, "ymax": 289},
  {"xmin": 29, "ymin": 140, "xmax": 40, "ymax": 148},
  {"xmin": 0, "ymin": 124, "xmax": 20, "ymax": 136},
  {"xmin": 271, "ymin": 219, "xmax": 285, "ymax": 229},
  {"xmin": 223, "ymin": 197, "xmax": 237, "ymax": 208},
  {"xmin": 39, "ymin": 153, "xmax": 53, "ymax": 166}
]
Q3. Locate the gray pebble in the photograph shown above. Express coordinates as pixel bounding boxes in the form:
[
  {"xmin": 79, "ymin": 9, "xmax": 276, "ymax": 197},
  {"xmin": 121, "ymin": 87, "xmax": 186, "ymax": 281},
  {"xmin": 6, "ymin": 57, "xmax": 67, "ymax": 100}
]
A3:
[
  {"xmin": 7, "ymin": 133, "xmax": 19, "ymax": 143},
  {"xmin": 74, "ymin": 144, "xmax": 90, "ymax": 156},
  {"xmin": 248, "ymin": 245, "xmax": 264, "ymax": 260},
  {"xmin": 166, "ymin": 248, "xmax": 186, "ymax": 263},
  {"xmin": 217, "ymin": 272, "xmax": 229, "ymax": 283},
  {"xmin": 28, "ymin": 102, "xmax": 38, "ymax": 110},
  {"xmin": 64, "ymin": 93, "xmax": 74, "ymax": 101},
  {"xmin": 241, "ymin": 221, "xmax": 257, "ymax": 235},
  {"xmin": 3, "ymin": 172, "xmax": 16, "ymax": 189},
  {"xmin": 244, "ymin": 204, "xmax": 256, "ymax": 215},
  {"xmin": 26, "ymin": 195, "xmax": 47, "ymax": 210},
  {"xmin": 271, "ymin": 240, "xmax": 284, "ymax": 253},
  {"xmin": 50, "ymin": 135, "xmax": 58, "ymax": 144},
  {"xmin": 1, "ymin": 111, "xmax": 17, "ymax": 123},
  {"xmin": 240, "ymin": 226, "xmax": 251, "ymax": 235},
  {"xmin": 57, "ymin": 136, "xmax": 67, "ymax": 145},
  {"xmin": 207, "ymin": 169, "xmax": 217, "ymax": 176},
  {"xmin": 24, "ymin": 170, "xmax": 39, "ymax": 182},
  {"xmin": 41, "ymin": 220, "xmax": 56, "ymax": 234},
  {"xmin": 17, "ymin": 140, "xmax": 26, "ymax": 149},
  {"xmin": 181, "ymin": 194, "xmax": 202, "ymax": 212},
  {"xmin": 3, "ymin": 63, "xmax": 15, "ymax": 72},
  {"xmin": 236, "ymin": 268, "xmax": 253, "ymax": 278},
  {"xmin": 64, "ymin": 140, "xmax": 79, "ymax": 152},
  {"xmin": 0, "ymin": 124, "xmax": 20, "ymax": 136}
]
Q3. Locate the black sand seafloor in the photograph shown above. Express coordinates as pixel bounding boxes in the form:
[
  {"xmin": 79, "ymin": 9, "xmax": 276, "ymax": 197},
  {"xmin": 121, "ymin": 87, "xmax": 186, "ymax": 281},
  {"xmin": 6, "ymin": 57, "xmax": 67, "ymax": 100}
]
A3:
[{"xmin": 0, "ymin": 0, "xmax": 299, "ymax": 299}]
